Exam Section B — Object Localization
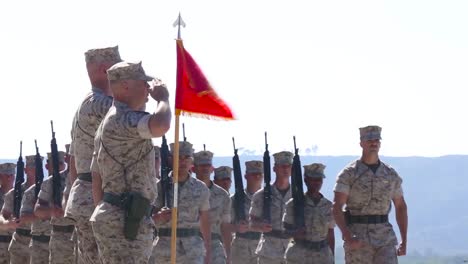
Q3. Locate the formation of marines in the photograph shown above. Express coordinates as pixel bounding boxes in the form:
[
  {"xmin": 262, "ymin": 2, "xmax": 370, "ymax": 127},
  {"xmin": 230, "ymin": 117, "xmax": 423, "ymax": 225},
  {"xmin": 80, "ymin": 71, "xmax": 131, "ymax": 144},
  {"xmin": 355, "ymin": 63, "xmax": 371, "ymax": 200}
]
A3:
[{"xmin": 0, "ymin": 46, "xmax": 408, "ymax": 264}]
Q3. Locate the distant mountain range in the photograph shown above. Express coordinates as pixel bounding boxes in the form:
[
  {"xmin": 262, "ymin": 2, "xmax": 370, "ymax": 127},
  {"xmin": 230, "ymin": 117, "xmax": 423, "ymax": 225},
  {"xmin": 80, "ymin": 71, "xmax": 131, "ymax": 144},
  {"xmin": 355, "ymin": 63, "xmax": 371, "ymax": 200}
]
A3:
[{"xmin": 2, "ymin": 155, "xmax": 467, "ymax": 256}]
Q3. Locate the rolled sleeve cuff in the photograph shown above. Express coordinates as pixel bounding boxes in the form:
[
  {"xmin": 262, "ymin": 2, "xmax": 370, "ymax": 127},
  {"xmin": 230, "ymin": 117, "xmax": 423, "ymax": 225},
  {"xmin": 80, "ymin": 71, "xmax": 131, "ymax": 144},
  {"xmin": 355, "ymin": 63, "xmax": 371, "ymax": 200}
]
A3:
[
  {"xmin": 333, "ymin": 183, "xmax": 350, "ymax": 195},
  {"xmin": 137, "ymin": 114, "xmax": 152, "ymax": 139}
]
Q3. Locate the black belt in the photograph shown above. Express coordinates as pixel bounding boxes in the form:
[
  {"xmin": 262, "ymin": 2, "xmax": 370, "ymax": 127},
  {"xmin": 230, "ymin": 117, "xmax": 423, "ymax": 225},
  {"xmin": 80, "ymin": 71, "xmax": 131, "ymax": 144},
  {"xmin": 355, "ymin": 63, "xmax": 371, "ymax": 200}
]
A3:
[
  {"xmin": 295, "ymin": 239, "xmax": 328, "ymax": 250},
  {"xmin": 235, "ymin": 231, "xmax": 261, "ymax": 240},
  {"xmin": 158, "ymin": 228, "xmax": 198, "ymax": 237},
  {"xmin": 52, "ymin": 225, "xmax": 75, "ymax": 233},
  {"xmin": 32, "ymin": 235, "xmax": 50, "ymax": 243},
  {"xmin": 346, "ymin": 213, "xmax": 389, "ymax": 224},
  {"xmin": 198, "ymin": 232, "xmax": 221, "ymax": 241},
  {"xmin": 77, "ymin": 173, "xmax": 92, "ymax": 182},
  {"xmin": 103, "ymin": 192, "xmax": 128, "ymax": 210},
  {"xmin": 0, "ymin": 235, "xmax": 12, "ymax": 243},
  {"xmin": 15, "ymin": 228, "xmax": 32, "ymax": 237},
  {"xmin": 263, "ymin": 229, "xmax": 289, "ymax": 239}
]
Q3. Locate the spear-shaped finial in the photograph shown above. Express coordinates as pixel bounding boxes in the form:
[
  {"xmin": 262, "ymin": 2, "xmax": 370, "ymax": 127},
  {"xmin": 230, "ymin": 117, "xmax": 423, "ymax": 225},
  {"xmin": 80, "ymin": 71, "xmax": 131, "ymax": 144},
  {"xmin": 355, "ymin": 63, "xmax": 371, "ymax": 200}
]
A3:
[
  {"xmin": 19, "ymin": 141, "xmax": 22, "ymax": 158},
  {"xmin": 173, "ymin": 12, "xmax": 186, "ymax": 39}
]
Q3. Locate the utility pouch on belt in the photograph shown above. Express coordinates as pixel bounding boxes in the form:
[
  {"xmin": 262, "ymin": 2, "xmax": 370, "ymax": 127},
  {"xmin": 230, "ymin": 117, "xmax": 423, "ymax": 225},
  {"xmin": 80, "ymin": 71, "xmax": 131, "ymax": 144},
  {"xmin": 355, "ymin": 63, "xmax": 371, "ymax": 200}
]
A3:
[{"xmin": 123, "ymin": 192, "xmax": 151, "ymax": 240}]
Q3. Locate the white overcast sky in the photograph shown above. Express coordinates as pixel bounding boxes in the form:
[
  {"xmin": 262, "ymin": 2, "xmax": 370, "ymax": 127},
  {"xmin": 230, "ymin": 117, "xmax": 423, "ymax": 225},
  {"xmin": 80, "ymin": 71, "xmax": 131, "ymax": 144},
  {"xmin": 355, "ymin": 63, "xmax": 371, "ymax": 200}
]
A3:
[{"xmin": 1, "ymin": 0, "xmax": 467, "ymax": 158}]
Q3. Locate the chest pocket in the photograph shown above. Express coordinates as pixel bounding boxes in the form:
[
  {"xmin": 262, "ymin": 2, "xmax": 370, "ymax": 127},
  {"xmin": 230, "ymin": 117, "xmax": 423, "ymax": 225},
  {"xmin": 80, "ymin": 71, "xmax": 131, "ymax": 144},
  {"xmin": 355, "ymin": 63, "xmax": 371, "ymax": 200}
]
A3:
[{"xmin": 371, "ymin": 174, "xmax": 393, "ymax": 212}]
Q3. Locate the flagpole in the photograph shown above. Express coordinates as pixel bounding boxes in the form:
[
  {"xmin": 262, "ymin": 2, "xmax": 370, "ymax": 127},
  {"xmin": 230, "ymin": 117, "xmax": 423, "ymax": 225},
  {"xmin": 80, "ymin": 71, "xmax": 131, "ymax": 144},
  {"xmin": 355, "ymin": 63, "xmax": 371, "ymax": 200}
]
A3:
[
  {"xmin": 170, "ymin": 114, "xmax": 180, "ymax": 264},
  {"xmin": 170, "ymin": 12, "xmax": 185, "ymax": 264}
]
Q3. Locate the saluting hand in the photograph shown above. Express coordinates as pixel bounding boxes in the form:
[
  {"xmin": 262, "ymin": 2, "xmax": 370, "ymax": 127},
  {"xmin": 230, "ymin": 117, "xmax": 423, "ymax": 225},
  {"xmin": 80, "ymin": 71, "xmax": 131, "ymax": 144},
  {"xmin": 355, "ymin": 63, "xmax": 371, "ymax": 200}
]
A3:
[{"xmin": 149, "ymin": 78, "xmax": 169, "ymax": 102}]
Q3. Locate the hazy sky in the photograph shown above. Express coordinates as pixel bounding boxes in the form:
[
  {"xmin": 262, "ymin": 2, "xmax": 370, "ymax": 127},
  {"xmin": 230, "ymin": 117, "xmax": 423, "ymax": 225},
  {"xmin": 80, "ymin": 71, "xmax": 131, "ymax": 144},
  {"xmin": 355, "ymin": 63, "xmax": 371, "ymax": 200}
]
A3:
[{"xmin": 1, "ymin": 0, "xmax": 467, "ymax": 158}]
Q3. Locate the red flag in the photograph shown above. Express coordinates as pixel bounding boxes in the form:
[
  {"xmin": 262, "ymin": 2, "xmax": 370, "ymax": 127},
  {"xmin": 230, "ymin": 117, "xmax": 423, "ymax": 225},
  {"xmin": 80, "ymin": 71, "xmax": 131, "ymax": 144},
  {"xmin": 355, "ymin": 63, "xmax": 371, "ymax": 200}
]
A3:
[{"xmin": 175, "ymin": 39, "xmax": 234, "ymax": 119}]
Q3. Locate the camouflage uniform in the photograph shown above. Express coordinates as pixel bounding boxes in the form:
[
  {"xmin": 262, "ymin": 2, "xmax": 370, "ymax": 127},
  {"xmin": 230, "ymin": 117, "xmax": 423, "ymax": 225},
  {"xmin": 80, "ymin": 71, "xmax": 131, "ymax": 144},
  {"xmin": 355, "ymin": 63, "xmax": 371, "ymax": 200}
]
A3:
[
  {"xmin": 283, "ymin": 163, "xmax": 335, "ymax": 264},
  {"xmin": 22, "ymin": 184, "xmax": 51, "ymax": 264},
  {"xmin": 3, "ymin": 183, "xmax": 31, "ymax": 264},
  {"xmin": 91, "ymin": 62, "xmax": 157, "ymax": 264},
  {"xmin": 152, "ymin": 145, "xmax": 210, "ymax": 264},
  {"xmin": 207, "ymin": 182, "xmax": 231, "ymax": 264},
  {"xmin": 38, "ymin": 172, "xmax": 75, "ymax": 264},
  {"xmin": 335, "ymin": 159, "xmax": 403, "ymax": 264},
  {"xmin": 65, "ymin": 46, "xmax": 120, "ymax": 264},
  {"xmin": 0, "ymin": 189, "xmax": 12, "ymax": 264},
  {"xmin": 0, "ymin": 162, "xmax": 15, "ymax": 264},
  {"xmin": 250, "ymin": 185, "xmax": 292, "ymax": 264},
  {"xmin": 230, "ymin": 190, "xmax": 259, "ymax": 264}
]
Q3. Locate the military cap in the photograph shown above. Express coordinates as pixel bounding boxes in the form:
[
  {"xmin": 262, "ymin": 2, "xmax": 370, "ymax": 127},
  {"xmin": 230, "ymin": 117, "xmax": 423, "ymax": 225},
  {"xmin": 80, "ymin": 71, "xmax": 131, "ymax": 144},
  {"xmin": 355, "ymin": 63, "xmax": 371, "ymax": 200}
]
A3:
[
  {"xmin": 359, "ymin": 125, "xmax": 382, "ymax": 141},
  {"xmin": 169, "ymin": 141, "xmax": 194, "ymax": 157},
  {"xmin": 245, "ymin": 160, "xmax": 263, "ymax": 174},
  {"xmin": 26, "ymin": 155, "xmax": 44, "ymax": 169},
  {"xmin": 85, "ymin": 46, "xmax": 122, "ymax": 64},
  {"xmin": 0, "ymin": 163, "xmax": 16, "ymax": 175},
  {"xmin": 154, "ymin": 146, "xmax": 161, "ymax": 160},
  {"xmin": 303, "ymin": 163, "xmax": 326, "ymax": 179},
  {"xmin": 214, "ymin": 166, "xmax": 233, "ymax": 180},
  {"xmin": 47, "ymin": 151, "xmax": 66, "ymax": 163},
  {"xmin": 107, "ymin": 61, "xmax": 153, "ymax": 82},
  {"xmin": 273, "ymin": 151, "xmax": 294, "ymax": 165},
  {"xmin": 194, "ymin": 151, "xmax": 214, "ymax": 166}
]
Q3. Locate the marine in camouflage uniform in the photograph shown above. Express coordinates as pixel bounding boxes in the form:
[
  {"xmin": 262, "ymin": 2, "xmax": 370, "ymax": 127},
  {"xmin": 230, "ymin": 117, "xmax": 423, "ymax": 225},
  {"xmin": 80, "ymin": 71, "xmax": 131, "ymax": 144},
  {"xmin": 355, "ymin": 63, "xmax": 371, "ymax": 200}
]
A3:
[
  {"xmin": 283, "ymin": 163, "xmax": 335, "ymax": 264},
  {"xmin": 22, "ymin": 184, "xmax": 51, "ymax": 264},
  {"xmin": 64, "ymin": 46, "xmax": 121, "ymax": 264},
  {"xmin": 35, "ymin": 152, "xmax": 75, "ymax": 264},
  {"xmin": 230, "ymin": 161, "xmax": 263, "ymax": 264},
  {"xmin": 193, "ymin": 151, "xmax": 232, "ymax": 264},
  {"xmin": 90, "ymin": 61, "xmax": 171, "ymax": 264},
  {"xmin": 0, "ymin": 163, "xmax": 15, "ymax": 264},
  {"xmin": 333, "ymin": 126, "xmax": 408, "ymax": 264},
  {"xmin": 249, "ymin": 151, "xmax": 294, "ymax": 264},
  {"xmin": 3, "ymin": 156, "xmax": 41, "ymax": 264},
  {"xmin": 151, "ymin": 142, "xmax": 211, "ymax": 264}
]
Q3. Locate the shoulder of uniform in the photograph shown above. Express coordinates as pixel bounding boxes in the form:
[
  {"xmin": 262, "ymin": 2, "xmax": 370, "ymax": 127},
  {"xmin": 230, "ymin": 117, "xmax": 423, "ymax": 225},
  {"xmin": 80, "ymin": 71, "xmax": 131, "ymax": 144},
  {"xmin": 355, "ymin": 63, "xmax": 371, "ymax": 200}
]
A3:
[
  {"xmin": 5, "ymin": 189, "xmax": 14, "ymax": 196},
  {"xmin": 380, "ymin": 161, "xmax": 399, "ymax": 175},
  {"xmin": 213, "ymin": 184, "xmax": 229, "ymax": 197}
]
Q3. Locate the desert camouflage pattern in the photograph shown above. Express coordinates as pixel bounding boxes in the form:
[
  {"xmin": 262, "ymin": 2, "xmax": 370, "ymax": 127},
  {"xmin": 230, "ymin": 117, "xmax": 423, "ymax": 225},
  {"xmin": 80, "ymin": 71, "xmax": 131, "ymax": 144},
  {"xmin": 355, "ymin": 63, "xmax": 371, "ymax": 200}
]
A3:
[
  {"xmin": 2, "ymin": 184, "xmax": 31, "ymax": 264},
  {"xmin": 38, "ymin": 174, "xmax": 75, "ymax": 263},
  {"xmin": 151, "ymin": 175, "xmax": 210, "ymax": 264},
  {"xmin": 207, "ymin": 182, "xmax": 230, "ymax": 264},
  {"xmin": 283, "ymin": 195, "xmax": 335, "ymax": 264},
  {"xmin": 359, "ymin": 125, "xmax": 382, "ymax": 141},
  {"xmin": 84, "ymin": 46, "xmax": 121, "ymax": 64},
  {"xmin": 250, "ymin": 185, "xmax": 292, "ymax": 263},
  {"xmin": 107, "ymin": 61, "xmax": 153, "ymax": 82},
  {"xmin": 193, "ymin": 151, "xmax": 213, "ymax": 165},
  {"xmin": 66, "ymin": 86, "xmax": 113, "ymax": 264},
  {"xmin": 0, "ymin": 189, "xmax": 12, "ymax": 264},
  {"xmin": 29, "ymin": 239, "xmax": 50, "ymax": 264},
  {"xmin": 90, "ymin": 99, "xmax": 157, "ymax": 263},
  {"xmin": 0, "ymin": 163, "xmax": 15, "ymax": 175},
  {"xmin": 214, "ymin": 166, "xmax": 232, "ymax": 180},
  {"xmin": 273, "ymin": 151, "xmax": 294, "ymax": 165},
  {"xmin": 334, "ymin": 160, "xmax": 403, "ymax": 263},
  {"xmin": 230, "ymin": 190, "xmax": 259, "ymax": 264}
]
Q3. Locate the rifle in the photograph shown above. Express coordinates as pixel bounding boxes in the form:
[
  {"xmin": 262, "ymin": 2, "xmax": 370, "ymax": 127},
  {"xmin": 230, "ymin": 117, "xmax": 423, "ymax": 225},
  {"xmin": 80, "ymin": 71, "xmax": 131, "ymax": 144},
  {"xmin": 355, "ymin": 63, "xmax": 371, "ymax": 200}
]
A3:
[
  {"xmin": 160, "ymin": 135, "xmax": 172, "ymax": 208},
  {"xmin": 291, "ymin": 136, "xmax": 305, "ymax": 228},
  {"xmin": 262, "ymin": 132, "xmax": 272, "ymax": 223},
  {"xmin": 232, "ymin": 137, "xmax": 246, "ymax": 222},
  {"xmin": 50, "ymin": 121, "xmax": 62, "ymax": 208},
  {"xmin": 34, "ymin": 140, "xmax": 45, "ymax": 199},
  {"xmin": 13, "ymin": 141, "xmax": 24, "ymax": 219}
]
